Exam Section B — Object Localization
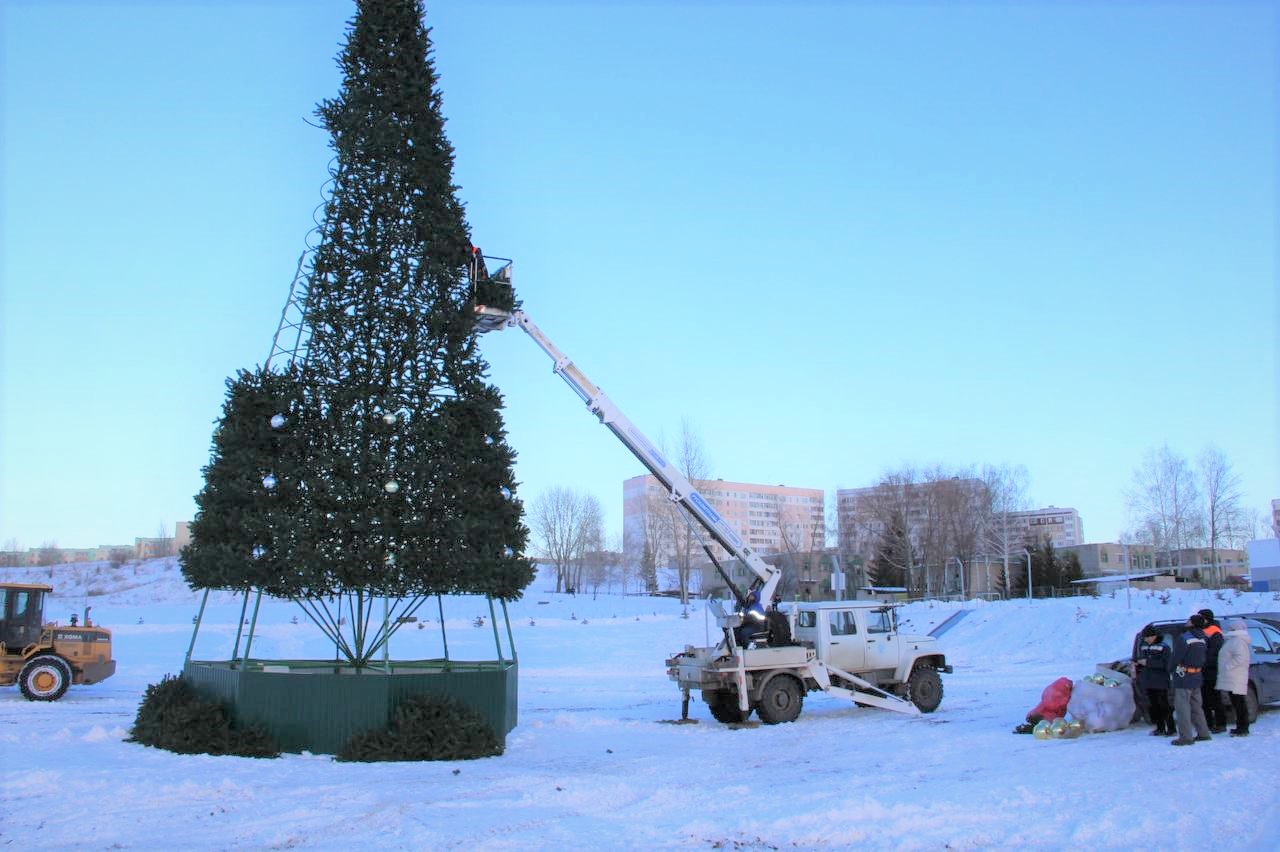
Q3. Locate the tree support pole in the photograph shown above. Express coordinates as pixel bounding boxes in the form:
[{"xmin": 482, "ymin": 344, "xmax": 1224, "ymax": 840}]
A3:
[
  {"xmin": 382, "ymin": 595, "xmax": 390, "ymax": 672},
  {"xmin": 437, "ymin": 595, "xmax": 450, "ymax": 667},
  {"xmin": 501, "ymin": 598, "xmax": 517, "ymax": 664},
  {"xmin": 185, "ymin": 588, "xmax": 211, "ymax": 665},
  {"xmin": 231, "ymin": 588, "xmax": 251, "ymax": 666},
  {"xmin": 241, "ymin": 589, "xmax": 265, "ymax": 665},
  {"xmin": 487, "ymin": 596, "xmax": 504, "ymax": 665}
]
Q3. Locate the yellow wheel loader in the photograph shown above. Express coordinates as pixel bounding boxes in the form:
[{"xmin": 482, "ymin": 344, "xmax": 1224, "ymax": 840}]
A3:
[{"xmin": 0, "ymin": 583, "xmax": 116, "ymax": 700}]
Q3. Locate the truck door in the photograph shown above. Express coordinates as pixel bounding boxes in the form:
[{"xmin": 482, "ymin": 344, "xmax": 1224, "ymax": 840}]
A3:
[
  {"xmin": 863, "ymin": 607, "xmax": 899, "ymax": 671},
  {"xmin": 824, "ymin": 609, "xmax": 865, "ymax": 672}
]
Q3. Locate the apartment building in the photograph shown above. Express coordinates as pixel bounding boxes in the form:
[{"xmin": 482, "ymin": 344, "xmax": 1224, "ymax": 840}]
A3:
[
  {"xmin": 1009, "ymin": 507, "xmax": 1084, "ymax": 549},
  {"xmin": 623, "ymin": 475, "xmax": 824, "ymax": 569}
]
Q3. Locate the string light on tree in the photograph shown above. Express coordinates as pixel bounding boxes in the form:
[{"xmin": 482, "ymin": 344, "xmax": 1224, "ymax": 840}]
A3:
[
  {"xmin": 262, "ymin": 474, "xmax": 278, "ymax": 490},
  {"xmin": 384, "ymin": 480, "xmax": 400, "ymax": 494},
  {"xmin": 270, "ymin": 414, "xmax": 286, "ymax": 429}
]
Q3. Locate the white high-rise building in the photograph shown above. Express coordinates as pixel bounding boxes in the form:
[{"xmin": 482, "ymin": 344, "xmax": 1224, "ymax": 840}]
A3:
[
  {"xmin": 1009, "ymin": 507, "xmax": 1084, "ymax": 549},
  {"xmin": 623, "ymin": 475, "xmax": 824, "ymax": 567}
]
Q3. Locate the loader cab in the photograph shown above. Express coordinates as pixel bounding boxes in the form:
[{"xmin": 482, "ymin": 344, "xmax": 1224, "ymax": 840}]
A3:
[{"xmin": 0, "ymin": 583, "xmax": 51, "ymax": 652}]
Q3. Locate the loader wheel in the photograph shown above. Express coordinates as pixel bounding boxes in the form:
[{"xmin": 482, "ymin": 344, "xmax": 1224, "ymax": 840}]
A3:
[
  {"xmin": 19, "ymin": 655, "xmax": 71, "ymax": 701},
  {"xmin": 907, "ymin": 666, "xmax": 942, "ymax": 713},
  {"xmin": 756, "ymin": 675, "xmax": 803, "ymax": 725},
  {"xmin": 706, "ymin": 691, "xmax": 750, "ymax": 725}
]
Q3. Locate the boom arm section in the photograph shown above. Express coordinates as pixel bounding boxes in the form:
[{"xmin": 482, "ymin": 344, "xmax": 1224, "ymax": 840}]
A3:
[{"xmin": 475, "ymin": 304, "xmax": 781, "ymax": 605}]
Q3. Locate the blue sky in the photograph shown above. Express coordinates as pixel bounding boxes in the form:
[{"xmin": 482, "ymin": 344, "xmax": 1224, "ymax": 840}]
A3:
[{"xmin": 1, "ymin": 1, "xmax": 1275, "ymax": 551}]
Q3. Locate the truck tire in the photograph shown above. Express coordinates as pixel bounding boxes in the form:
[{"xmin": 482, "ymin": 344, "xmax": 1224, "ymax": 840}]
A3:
[
  {"xmin": 756, "ymin": 675, "xmax": 803, "ymax": 724},
  {"xmin": 706, "ymin": 691, "xmax": 750, "ymax": 724},
  {"xmin": 907, "ymin": 666, "xmax": 943, "ymax": 713},
  {"xmin": 19, "ymin": 654, "xmax": 72, "ymax": 701}
]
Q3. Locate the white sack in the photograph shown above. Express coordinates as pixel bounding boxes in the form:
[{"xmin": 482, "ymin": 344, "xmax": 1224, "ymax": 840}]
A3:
[{"xmin": 1066, "ymin": 677, "xmax": 1135, "ymax": 732}]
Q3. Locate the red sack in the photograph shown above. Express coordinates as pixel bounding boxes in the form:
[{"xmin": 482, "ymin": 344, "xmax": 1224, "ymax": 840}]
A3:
[{"xmin": 1027, "ymin": 677, "xmax": 1073, "ymax": 721}]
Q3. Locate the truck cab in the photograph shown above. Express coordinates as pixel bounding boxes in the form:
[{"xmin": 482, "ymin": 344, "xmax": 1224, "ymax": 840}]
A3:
[{"xmin": 787, "ymin": 601, "xmax": 949, "ymax": 695}]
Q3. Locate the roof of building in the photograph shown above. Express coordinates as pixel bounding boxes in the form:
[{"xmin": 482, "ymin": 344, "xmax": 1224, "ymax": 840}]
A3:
[{"xmin": 1070, "ymin": 572, "xmax": 1166, "ymax": 584}]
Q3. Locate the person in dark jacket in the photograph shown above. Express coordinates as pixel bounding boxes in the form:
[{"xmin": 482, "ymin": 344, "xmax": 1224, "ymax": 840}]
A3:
[
  {"xmin": 1198, "ymin": 608, "xmax": 1227, "ymax": 732},
  {"xmin": 1170, "ymin": 614, "xmax": 1213, "ymax": 746},
  {"xmin": 1134, "ymin": 624, "xmax": 1174, "ymax": 735}
]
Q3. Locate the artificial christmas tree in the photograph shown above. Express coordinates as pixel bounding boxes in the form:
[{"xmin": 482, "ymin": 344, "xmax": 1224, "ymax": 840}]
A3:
[{"xmin": 177, "ymin": 0, "xmax": 531, "ymax": 754}]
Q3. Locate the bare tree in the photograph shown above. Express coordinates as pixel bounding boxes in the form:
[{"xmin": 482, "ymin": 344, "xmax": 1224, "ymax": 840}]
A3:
[
  {"xmin": 849, "ymin": 468, "xmax": 923, "ymax": 594},
  {"xmin": 37, "ymin": 540, "xmax": 61, "ymax": 571},
  {"xmin": 530, "ymin": 487, "xmax": 603, "ymax": 594},
  {"xmin": 656, "ymin": 419, "xmax": 712, "ymax": 604},
  {"xmin": 1233, "ymin": 506, "xmax": 1268, "ymax": 544},
  {"xmin": 1198, "ymin": 445, "xmax": 1242, "ymax": 588},
  {"xmin": 569, "ymin": 496, "xmax": 605, "ymax": 594},
  {"xmin": 156, "ymin": 521, "xmax": 176, "ymax": 557},
  {"xmin": 979, "ymin": 464, "xmax": 1030, "ymax": 597},
  {"xmin": 581, "ymin": 534, "xmax": 625, "ymax": 598},
  {"xmin": 770, "ymin": 493, "xmax": 826, "ymax": 600},
  {"xmin": 1, "ymin": 538, "xmax": 22, "ymax": 569},
  {"xmin": 915, "ymin": 467, "xmax": 984, "ymax": 597},
  {"xmin": 625, "ymin": 479, "xmax": 669, "ymax": 595},
  {"xmin": 1127, "ymin": 444, "xmax": 1203, "ymax": 569}
]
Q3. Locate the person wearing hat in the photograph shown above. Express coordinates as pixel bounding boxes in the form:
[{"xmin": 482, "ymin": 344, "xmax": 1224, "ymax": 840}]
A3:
[
  {"xmin": 1198, "ymin": 608, "xmax": 1227, "ymax": 732},
  {"xmin": 1170, "ymin": 613, "xmax": 1212, "ymax": 746},
  {"xmin": 1216, "ymin": 618, "xmax": 1252, "ymax": 736},
  {"xmin": 1134, "ymin": 624, "xmax": 1174, "ymax": 735}
]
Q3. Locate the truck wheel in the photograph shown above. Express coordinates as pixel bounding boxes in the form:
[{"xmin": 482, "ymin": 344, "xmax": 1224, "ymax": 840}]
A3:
[
  {"xmin": 756, "ymin": 675, "xmax": 803, "ymax": 724},
  {"xmin": 706, "ymin": 691, "xmax": 750, "ymax": 724},
  {"xmin": 19, "ymin": 655, "xmax": 71, "ymax": 701},
  {"xmin": 908, "ymin": 666, "xmax": 943, "ymax": 713}
]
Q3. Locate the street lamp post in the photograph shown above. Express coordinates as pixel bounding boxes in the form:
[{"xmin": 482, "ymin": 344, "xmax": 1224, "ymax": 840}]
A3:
[
  {"xmin": 948, "ymin": 556, "xmax": 965, "ymax": 600},
  {"xmin": 1023, "ymin": 548, "xmax": 1033, "ymax": 601}
]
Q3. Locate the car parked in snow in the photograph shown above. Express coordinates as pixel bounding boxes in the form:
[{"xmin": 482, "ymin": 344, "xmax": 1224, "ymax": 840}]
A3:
[{"xmin": 1128, "ymin": 617, "xmax": 1280, "ymax": 725}]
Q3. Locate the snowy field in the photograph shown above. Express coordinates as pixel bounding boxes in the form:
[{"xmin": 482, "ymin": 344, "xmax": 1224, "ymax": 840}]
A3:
[{"xmin": 2, "ymin": 558, "xmax": 1278, "ymax": 850}]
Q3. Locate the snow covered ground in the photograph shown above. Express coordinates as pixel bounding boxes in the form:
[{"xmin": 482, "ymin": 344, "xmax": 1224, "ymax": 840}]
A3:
[{"xmin": 3, "ymin": 559, "xmax": 1278, "ymax": 850}]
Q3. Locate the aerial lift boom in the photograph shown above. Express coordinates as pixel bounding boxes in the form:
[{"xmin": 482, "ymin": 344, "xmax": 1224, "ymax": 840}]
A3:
[
  {"xmin": 471, "ymin": 261, "xmax": 940, "ymax": 723},
  {"xmin": 474, "ymin": 300, "xmax": 782, "ymax": 609}
]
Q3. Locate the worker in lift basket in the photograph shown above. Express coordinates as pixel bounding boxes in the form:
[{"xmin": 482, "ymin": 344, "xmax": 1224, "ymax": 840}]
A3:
[{"xmin": 734, "ymin": 588, "xmax": 767, "ymax": 647}]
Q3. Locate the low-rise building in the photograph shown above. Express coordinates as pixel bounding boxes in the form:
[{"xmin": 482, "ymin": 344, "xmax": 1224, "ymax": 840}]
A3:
[
  {"xmin": 1060, "ymin": 543, "xmax": 1158, "ymax": 577},
  {"xmin": 1061, "ymin": 543, "xmax": 1247, "ymax": 584}
]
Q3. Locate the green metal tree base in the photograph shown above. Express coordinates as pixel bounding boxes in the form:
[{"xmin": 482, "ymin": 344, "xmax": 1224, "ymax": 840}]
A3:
[{"xmin": 183, "ymin": 658, "xmax": 517, "ymax": 755}]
